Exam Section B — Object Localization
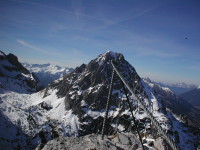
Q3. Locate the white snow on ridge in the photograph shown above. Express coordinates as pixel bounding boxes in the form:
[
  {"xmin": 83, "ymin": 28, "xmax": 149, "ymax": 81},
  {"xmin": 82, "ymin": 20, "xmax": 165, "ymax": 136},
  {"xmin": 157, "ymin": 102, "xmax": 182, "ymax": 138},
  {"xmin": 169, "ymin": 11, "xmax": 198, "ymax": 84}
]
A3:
[
  {"xmin": 142, "ymin": 78, "xmax": 197, "ymax": 149},
  {"xmin": 30, "ymin": 88, "xmax": 80, "ymax": 135},
  {"xmin": 0, "ymin": 91, "xmax": 31, "ymax": 139},
  {"xmin": 161, "ymin": 87, "xmax": 172, "ymax": 92},
  {"xmin": 167, "ymin": 112, "xmax": 196, "ymax": 150},
  {"xmin": 0, "ymin": 86, "xmax": 80, "ymax": 137},
  {"xmin": 197, "ymin": 85, "xmax": 200, "ymax": 89},
  {"xmin": 141, "ymin": 79, "xmax": 172, "ymax": 130}
]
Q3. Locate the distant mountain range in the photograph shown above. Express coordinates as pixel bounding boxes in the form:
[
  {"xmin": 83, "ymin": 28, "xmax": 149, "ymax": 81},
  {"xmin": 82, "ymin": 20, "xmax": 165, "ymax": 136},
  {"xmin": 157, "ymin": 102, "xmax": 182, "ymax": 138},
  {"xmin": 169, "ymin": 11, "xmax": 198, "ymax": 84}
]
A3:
[
  {"xmin": 180, "ymin": 86, "xmax": 200, "ymax": 110},
  {"xmin": 145, "ymin": 78, "xmax": 197, "ymax": 95},
  {"xmin": 147, "ymin": 79, "xmax": 200, "ymax": 111},
  {"xmin": 22, "ymin": 63, "xmax": 73, "ymax": 87}
]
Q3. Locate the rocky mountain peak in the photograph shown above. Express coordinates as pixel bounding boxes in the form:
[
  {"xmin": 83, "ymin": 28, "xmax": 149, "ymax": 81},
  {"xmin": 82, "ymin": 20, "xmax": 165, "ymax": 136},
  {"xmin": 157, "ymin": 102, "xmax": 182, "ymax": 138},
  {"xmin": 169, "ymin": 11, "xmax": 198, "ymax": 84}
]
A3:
[
  {"xmin": 0, "ymin": 50, "xmax": 42, "ymax": 93},
  {"xmin": 0, "ymin": 50, "xmax": 6, "ymax": 58},
  {"xmin": 0, "ymin": 51, "xmax": 29, "ymax": 75},
  {"xmin": 95, "ymin": 51, "xmax": 124, "ymax": 65},
  {"xmin": 7, "ymin": 53, "xmax": 30, "ymax": 74},
  {"xmin": 48, "ymin": 51, "xmax": 138, "ymax": 99},
  {"xmin": 43, "ymin": 51, "xmax": 157, "ymax": 136}
]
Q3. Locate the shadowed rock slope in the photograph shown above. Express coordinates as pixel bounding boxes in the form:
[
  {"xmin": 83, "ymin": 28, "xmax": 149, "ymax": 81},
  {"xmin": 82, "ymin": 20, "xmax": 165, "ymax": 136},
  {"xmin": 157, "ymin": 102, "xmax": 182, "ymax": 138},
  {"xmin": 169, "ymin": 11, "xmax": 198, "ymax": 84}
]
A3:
[{"xmin": 0, "ymin": 50, "xmax": 42, "ymax": 93}]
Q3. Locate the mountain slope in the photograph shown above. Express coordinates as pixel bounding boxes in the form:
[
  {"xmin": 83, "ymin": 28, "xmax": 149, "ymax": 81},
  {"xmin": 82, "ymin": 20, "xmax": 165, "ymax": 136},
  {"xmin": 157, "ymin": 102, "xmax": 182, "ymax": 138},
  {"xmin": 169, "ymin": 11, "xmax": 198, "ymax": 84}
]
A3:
[
  {"xmin": 180, "ymin": 87, "xmax": 200, "ymax": 110},
  {"xmin": 22, "ymin": 63, "xmax": 73, "ymax": 87},
  {"xmin": 0, "ymin": 50, "xmax": 43, "ymax": 149},
  {"xmin": 144, "ymin": 79, "xmax": 200, "ymax": 129},
  {"xmin": 0, "ymin": 51, "xmax": 199, "ymax": 150}
]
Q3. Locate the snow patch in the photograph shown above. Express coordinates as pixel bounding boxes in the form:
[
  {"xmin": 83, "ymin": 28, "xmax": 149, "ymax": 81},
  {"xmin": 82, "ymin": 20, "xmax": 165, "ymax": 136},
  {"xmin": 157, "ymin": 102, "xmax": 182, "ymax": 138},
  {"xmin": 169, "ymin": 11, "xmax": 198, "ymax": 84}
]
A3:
[
  {"xmin": 161, "ymin": 87, "xmax": 172, "ymax": 92},
  {"xmin": 62, "ymin": 110, "xmax": 79, "ymax": 136},
  {"xmin": 167, "ymin": 111, "xmax": 196, "ymax": 150}
]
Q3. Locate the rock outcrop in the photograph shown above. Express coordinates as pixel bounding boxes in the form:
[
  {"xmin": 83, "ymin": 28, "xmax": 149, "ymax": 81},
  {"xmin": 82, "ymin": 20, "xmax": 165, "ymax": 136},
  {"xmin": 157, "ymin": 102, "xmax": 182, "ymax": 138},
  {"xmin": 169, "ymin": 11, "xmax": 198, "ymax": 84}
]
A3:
[{"xmin": 0, "ymin": 50, "xmax": 42, "ymax": 93}]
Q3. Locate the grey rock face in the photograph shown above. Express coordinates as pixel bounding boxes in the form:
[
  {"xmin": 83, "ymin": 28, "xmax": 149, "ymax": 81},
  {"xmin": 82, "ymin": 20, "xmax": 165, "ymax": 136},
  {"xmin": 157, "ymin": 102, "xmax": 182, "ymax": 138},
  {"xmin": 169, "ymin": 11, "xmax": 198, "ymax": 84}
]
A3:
[
  {"xmin": 41, "ymin": 133, "xmax": 172, "ymax": 150},
  {"xmin": 6, "ymin": 53, "xmax": 30, "ymax": 74},
  {"xmin": 0, "ymin": 50, "xmax": 29, "ymax": 74},
  {"xmin": 41, "ymin": 133, "xmax": 143, "ymax": 150}
]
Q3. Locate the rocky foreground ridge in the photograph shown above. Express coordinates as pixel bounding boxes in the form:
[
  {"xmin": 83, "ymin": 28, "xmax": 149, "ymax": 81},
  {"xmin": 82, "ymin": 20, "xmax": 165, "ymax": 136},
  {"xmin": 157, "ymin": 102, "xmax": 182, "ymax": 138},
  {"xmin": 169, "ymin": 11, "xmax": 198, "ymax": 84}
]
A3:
[{"xmin": 41, "ymin": 133, "xmax": 168, "ymax": 150}]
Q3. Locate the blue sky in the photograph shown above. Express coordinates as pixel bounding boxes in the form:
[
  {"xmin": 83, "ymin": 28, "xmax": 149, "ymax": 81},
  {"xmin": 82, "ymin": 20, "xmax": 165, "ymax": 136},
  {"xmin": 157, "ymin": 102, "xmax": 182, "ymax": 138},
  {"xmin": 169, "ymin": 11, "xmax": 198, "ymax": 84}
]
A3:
[{"xmin": 0, "ymin": 0, "xmax": 200, "ymax": 85}]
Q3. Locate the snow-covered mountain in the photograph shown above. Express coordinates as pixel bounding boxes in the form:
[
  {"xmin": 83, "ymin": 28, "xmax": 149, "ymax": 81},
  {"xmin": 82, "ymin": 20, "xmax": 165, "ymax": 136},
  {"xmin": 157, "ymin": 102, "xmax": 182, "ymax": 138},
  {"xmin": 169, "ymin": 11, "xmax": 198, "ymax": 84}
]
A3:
[
  {"xmin": 0, "ymin": 50, "xmax": 42, "ymax": 149},
  {"xmin": 22, "ymin": 63, "xmax": 73, "ymax": 87},
  {"xmin": 0, "ymin": 51, "xmax": 199, "ymax": 150},
  {"xmin": 146, "ymin": 78, "xmax": 196, "ymax": 95}
]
